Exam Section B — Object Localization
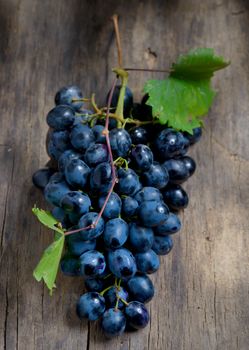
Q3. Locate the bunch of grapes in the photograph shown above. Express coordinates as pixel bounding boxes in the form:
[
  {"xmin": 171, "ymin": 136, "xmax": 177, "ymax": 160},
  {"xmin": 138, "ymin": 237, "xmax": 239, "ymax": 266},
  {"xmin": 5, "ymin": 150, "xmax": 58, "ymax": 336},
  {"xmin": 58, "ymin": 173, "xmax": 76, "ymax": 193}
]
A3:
[{"xmin": 33, "ymin": 83, "xmax": 201, "ymax": 337}]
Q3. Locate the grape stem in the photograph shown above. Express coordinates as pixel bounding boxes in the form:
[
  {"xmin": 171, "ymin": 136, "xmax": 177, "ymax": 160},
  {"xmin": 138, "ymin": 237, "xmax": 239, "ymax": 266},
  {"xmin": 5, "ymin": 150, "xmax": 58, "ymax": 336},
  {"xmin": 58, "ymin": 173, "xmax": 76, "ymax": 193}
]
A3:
[{"xmin": 112, "ymin": 14, "xmax": 123, "ymax": 68}]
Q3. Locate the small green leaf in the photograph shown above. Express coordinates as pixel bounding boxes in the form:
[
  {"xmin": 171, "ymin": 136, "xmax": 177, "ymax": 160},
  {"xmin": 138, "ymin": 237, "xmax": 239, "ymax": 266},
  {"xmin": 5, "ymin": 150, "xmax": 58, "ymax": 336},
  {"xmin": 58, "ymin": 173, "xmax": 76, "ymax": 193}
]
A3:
[
  {"xmin": 170, "ymin": 48, "xmax": 230, "ymax": 80},
  {"xmin": 32, "ymin": 207, "xmax": 64, "ymax": 234},
  {"xmin": 144, "ymin": 48, "xmax": 230, "ymax": 132},
  {"xmin": 144, "ymin": 77, "xmax": 216, "ymax": 133},
  {"xmin": 33, "ymin": 231, "xmax": 65, "ymax": 295}
]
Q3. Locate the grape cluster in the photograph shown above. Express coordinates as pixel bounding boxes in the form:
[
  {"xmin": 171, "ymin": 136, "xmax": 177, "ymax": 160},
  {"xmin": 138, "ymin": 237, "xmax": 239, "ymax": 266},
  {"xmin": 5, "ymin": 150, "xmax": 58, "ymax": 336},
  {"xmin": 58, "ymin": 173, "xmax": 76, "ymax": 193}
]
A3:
[{"xmin": 33, "ymin": 84, "xmax": 201, "ymax": 337}]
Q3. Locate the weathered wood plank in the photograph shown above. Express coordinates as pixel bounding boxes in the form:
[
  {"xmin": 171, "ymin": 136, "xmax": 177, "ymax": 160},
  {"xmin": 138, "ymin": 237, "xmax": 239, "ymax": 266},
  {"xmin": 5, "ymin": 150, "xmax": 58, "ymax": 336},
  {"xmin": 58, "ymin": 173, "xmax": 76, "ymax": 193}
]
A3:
[{"xmin": 0, "ymin": 0, "xmax": 248, "ymax": 349}]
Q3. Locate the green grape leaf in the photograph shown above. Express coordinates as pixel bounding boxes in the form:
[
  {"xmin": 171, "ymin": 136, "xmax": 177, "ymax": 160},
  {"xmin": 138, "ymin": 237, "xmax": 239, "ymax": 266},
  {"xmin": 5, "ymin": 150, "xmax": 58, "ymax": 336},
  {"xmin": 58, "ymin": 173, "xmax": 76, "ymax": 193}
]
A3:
[
  {"xmin": 170, "ymin": 48, "xmax": 230, "ymax": 80},
  {"xmin": 144, "ymin": 77, "xmax": 216, "ymax": 133},
  {"xmin": 32, "ymin": 207, "xmax": 64, "ymax": 234},
  {"xmin": 143, "ymin": 48, "xmax": 230, "ymax": 133},
  {"xmin": 33, "ymin": 231, "xmax": 65, "ymax": 295},
  {"xmin": 32, "ymin": 207, "xmax": 65, "ymax": 294}
]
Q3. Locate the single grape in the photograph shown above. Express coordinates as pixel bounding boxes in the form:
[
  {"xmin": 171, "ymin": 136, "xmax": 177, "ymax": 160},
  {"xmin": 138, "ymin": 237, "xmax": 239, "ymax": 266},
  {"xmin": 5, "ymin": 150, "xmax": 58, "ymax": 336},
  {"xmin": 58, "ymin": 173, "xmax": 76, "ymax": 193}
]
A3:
[
  {"xmin": 70, "ymin": 124, "xmax": 95, "ymax": 151},
  {"xmin": 101, "ymin": 308, "xmax": 126, "ymax": 338},
  {"xmin": 58, "ymin": 149, "xmax": 81, "ymax": 172},
  {"xmin": 142, "ymin": 163, "xmax": 169, "ymax": 189},
  {"xmin": 55, "ymin": 85, "xmax": 83, "ymax": 111},
  {"xmin": 154, "ymin": 212, "xmax": 181, "ymax": 235},
  {"xmin": 103, "ymin": 218, "xmax": 129, "ymax": 249},
  {"xmin": 44, "ymin": 180, "xmax": 70, "ymax": 207},
  {"xmin": 181, "ymin": 156, "xmax": 196, "ymax": 176},
  {"xmin": 92, "ymin": 124, "xmax": 106, "ymax": 143},
  {"xmin": 109, "ymin": 128, "xmax": 132, "ymax": 157},
  {"xmin": 117, "ymin": 168, "xmax": 142, "ymax": 197},
  {"xmin": 76, "ymin": 292, "xmax": 105, "ymax": 321},
  {"xmin": 84, "ymin": 143, "xmax": 109, "ymax": 167},
  {"xmin": 60, "ymin": 255, "xmax": 81, "ymax": 276},
  {"xmin": 91, "ymin": 162, "xmax": 113, "ymax": 192},
  {"xmin": 122, "ymin": 197, "xmax": 138, "ymax": 217},
  {"xmin": 129, "ymin": 127, "xmax": 148, "ymax": 144},
  {"xmin": 163, "ymin": 159, "xmax": 189, "ymax": 184},
  {"xmin": 107, "ymin": 85, "xmax": 133, "ymax": 117},
  {"xmin": 138, "ymin": 200, "xmax": 169, "ymax": 227},
  {"xmin": 46, "ymin": 105, "xmax": 75, "ymax": 130},
  {"xmin": 98, "ymin": 192, "xmax": 121, "ymax": 219},
  {"xmin": 152, "ymin": 235, "xmax": 173, "ymax": 255},
  {"xmin": 135, "ymin": 249, "xmax": 160, "ymax": 274},
  {"xmin": 183, "ymin": 127, "xmax": 202, "ymax": 144},
  {"xmin": 127, "ymin": 274, "xmax": 154, "ymax": 303},
  {"xmin": 50, "ymin": 130, "xmax": 71, "ymax": 153},
  {"xmin": 66, "ymin": 233, "xmax": 96, "ymax": 256},
  {"xmin": 78, "ymin": 212, "xmax": 105, "ymax": 240},
  {"xmin": 125, "ymin": 301, "xmax": 149, "ymax": 329},
  {"xmin": 129, "ymin": 223, "xmax": 154, "ymax": 252},
  {"xmin": 155, "ymin": 128, "xmax": 189, "ymax": 160},
  {"xmin": 85, "ymin": 278, "xmax": 105, "ymax": 292},
  {"xmin": 51, "ymin": 207, "xmax": 69, "ymax": 227},
  {"xmin": 163, "ymin": 184, "xmax": 189, "ymax": 210},
  {"xmin": 131, "ymin": 144, "xmax": 153, "ymax": 171},
  {"xmin": 60, "ymin": 191, "xmax": 91, "ymax": 216},
  {"xmin": 108, "ymin": 248, "xmax": 137, "ymax": 279},
  {"xmin": 64, "ymin": 158, "xmax": 90, "ymax": 189},
  {"xmin": 105, "ymin": 286, "xmax": 129, "ymax": 309},
  {"xmin": 32, "ymin": 168, "xmax": 54, "ymax": 190},
  {"xmin": 134, "ymin": 187, "xmax": 162, "ymax": 205},
  {"xmin": 80, "ymin": 250, "xmax": 106, "ymax": 278}
]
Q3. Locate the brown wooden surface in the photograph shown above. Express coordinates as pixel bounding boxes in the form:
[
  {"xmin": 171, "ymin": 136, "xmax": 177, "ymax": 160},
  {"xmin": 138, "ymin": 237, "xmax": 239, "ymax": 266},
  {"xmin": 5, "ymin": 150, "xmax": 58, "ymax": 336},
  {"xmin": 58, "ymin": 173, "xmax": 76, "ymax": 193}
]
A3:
[{"xmin": 0, "ymin": 0, "xmax": 249, "ymax": 349}]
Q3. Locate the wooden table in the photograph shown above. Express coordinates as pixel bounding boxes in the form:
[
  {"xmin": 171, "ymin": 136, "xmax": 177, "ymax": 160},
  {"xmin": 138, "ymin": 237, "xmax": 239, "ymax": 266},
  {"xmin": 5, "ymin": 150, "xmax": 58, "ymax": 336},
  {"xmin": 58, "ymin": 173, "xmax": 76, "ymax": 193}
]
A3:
[{"xmin": 0, "ymin": 0, "xmax": 248, "ymax": 349}]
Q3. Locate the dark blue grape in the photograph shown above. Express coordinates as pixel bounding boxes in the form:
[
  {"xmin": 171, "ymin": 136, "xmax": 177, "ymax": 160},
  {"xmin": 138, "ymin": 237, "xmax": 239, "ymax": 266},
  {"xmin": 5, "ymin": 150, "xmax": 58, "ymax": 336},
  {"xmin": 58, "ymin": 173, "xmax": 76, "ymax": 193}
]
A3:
[
  {"xmin": 127, "ymin": 274, "xmax": 154, "ymax": 303},
  {"xmin": 60, "ymin": 256, "xmax": 81, "ymax": 276},
  {"xmin": 183, "ymin": 127, "xmax": 202, "ymax": 144},
  {"xmin": 163, "ymin": 184, "xmax": 189, "ymax": 210},
  {"xmin": 60, "ymin": 191, "xmax": 91, "ymax": 216},
  {"xmin": 129, "ymin": 223, "xmax": 154, "ymax": 252},
  {"xmin": 78, "ymin": 212, "xmax": 105, "ymax": 240},
  {"xmin": 152, "ymin": 235, "xmax": 173, "ymax": 255},
  {"xmin": 85, "ymin": 278, "xmax": 105, "ymax": 292},
  {"xmin": 109, "ymin": 128, "xmax": 132, "ymax": 157},
  {"xmin": 107, "ymin": 85, "xmax": 133, "ymax": 117},
  {"xmin": 138, "ymin": 200, "xmax": 169, "ymax": 227},
  {"xmin": 46, "ymin": 105, "xmax": 75, "ymax": 130},
  {"xmin": 163, "ymin": 159, "xmax": 189, "ymax": 184},
  {"xmin": 66, "ymin": 233, "xmax": 96, "ymax": 256},
  {"xmin": 108, "ymin": 248, "xmax": 137, "ymax": 279},
  {"xmin": 105, "ymin": 286, "xmax": 128, "ymax": 309},
  {"xmin": 181, "ymin": 156, "xmax": 196, "ymax": 176},
  {"xmin": 125, "ymin": 301, "xmax": 149, "ymax": 329},
  {"xmin": 44, "ymin": 180, "xmax": 70, "ymax": 207},
  {"xmin": 129, "ymin": 127, "xmax": 148, "ymax": 145},
  {"xmin": 154, "ymin": 213, "xmax": 181, "ymax": 235},
  {"xmin": 117, "ymin": 168, "xmax": 142, "ymax": 196},
  {"xmin": 58, "ymin": 149, "xmax": 81, "ymax": 172},
  {"xmin": 101, "ymin": 308, "xmax": 126, "ymax": 338},
  {"xmin": 50, "ymin": 130, "xmax": 71, "ymax": 152},
  {"xmin": 122, "ymin": 197, "xmax": 138, "ymax": 217},
  {"xmin": 64, "ymin": 158, "xmax": 90, "ymax": 189},
  {"xmin": 80, "ymin": 250, "xmax": 106, "ymax": 278},
  {"xmin": 155, "ymin": 129, "xmax": 189, "ymax": 160},
  {"xmin": 131, "ymin": 144, "xmax": 153, "ymax": 171},
  {"xmin": 32, "ymin": 168, "xmax": 54, "ymax": 190},
  {"xmin": 47, "ymin": 139, "xmax": 62, "ymax": 160},
  {"xmin": 103, "ymin": 218, "xmax": 129, "ymax": 249},
  {"xmin": 135, "ymin": 249, "xmax": 160, "ymax": 274},
  {"xmin": 142, "ymin": 163, "xmax": 169, "ymax": 189},
  {"xmin": 55, "ymin": 85, "xmax": 83, "ymax": 111},
  {"xmin": 91, "ymin": 162, "xmax": 113, "ymax": 192},
  {"xmin": 84, "ymin": 143, "xmax": 108, "ymax": 167},
  {"xmin": 134, "ymin": 187, "xmax": 162, "ymax": 205},
  {"xmin": 98, "ymin": 193, "xmax": 121, "ymax": 219},
  {"xmin": 70, "ymin": 124, "xmax": 95, "ymax": 151},
  {"xmin": 92, "ymin": 124, "xmax": 106, "ymax": 143},
  {"xmin": 76, "ymin": 292, "xmax": 105, "ymax": 321},
  {"xmin": 51, "ymin": 207, "xmax": 68, "ymax": 227}
]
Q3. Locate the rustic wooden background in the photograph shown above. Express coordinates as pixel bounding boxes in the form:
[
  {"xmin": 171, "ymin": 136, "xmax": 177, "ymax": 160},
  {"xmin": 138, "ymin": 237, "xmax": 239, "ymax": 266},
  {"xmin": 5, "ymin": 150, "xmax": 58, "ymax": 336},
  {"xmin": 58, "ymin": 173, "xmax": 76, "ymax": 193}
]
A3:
[{"xmin": 0, "ymin": 0, "xmax": 249, "ymax": 349}]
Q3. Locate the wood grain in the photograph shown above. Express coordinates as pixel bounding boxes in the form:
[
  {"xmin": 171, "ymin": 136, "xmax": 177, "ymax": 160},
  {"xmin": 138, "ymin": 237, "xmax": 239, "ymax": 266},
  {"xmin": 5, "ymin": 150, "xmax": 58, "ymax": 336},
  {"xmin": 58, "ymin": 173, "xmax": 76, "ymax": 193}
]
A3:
[{"xmin": 0, "ymin": 0, "xmax": 248, "ymax": 349}]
